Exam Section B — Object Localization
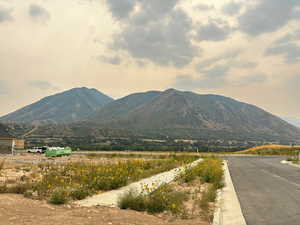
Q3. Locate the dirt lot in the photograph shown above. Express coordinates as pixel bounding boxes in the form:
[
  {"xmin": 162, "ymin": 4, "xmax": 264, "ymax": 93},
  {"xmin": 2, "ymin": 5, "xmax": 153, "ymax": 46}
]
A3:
[{"xmin": 0, "ymin": 194, "xmax": 209, "ymax": 225}]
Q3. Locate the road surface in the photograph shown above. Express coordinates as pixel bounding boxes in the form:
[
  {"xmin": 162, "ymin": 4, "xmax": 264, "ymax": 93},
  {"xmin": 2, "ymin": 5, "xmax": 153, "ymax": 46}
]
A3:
[{"xmin": 225, "ymin": 156, "xmax": 300, "ymax": 225}]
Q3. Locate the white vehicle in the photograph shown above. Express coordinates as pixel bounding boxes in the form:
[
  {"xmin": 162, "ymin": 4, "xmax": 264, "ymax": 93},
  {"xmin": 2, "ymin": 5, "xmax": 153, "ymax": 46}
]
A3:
[{"xmin": 27, "ymin": 146, "xmax": 47, "ymax": 154}]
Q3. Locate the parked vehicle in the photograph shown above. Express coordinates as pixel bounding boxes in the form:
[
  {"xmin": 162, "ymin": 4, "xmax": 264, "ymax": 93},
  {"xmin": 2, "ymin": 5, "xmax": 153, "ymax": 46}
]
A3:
[
  {"xmin": 27, "ymin": 146, "xmax": 48, "ymax": 154},
  {"xmin": 45, "ymin": 147, "xmax": 72, "ymax": 157}
]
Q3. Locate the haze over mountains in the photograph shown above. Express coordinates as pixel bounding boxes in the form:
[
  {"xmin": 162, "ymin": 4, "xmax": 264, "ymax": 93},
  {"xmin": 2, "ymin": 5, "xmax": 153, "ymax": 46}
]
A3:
[
  {"xmin": 1, "ymin": 87, "xmax": 300, "ymax": 141},
  {"xmin": 281, "ymin": 117, "xmax": 300, "ymax": 128}
]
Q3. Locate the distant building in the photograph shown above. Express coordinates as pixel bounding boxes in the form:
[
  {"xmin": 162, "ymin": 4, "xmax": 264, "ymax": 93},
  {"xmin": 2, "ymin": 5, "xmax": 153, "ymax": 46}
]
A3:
[{"xmin": 174, "ymin": 139, "xmax": 197, "ymax": 144}]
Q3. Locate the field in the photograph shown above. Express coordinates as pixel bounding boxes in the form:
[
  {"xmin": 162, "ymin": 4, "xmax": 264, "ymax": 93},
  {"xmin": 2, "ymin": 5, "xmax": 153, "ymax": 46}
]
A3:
[
  {"xmin": 0, "ymin": 153, "xmax": 224, "ymax": 225},
  {"xmin": 236, "ymin": 145, "xmax": 300, "ymax": 155}
]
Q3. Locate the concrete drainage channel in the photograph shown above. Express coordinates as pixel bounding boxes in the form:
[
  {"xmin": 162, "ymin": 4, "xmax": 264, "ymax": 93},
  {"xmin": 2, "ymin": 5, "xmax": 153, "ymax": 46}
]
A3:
[{"xmin": 77, "ymin": 159, "xmax": 203, "ymax": 207}]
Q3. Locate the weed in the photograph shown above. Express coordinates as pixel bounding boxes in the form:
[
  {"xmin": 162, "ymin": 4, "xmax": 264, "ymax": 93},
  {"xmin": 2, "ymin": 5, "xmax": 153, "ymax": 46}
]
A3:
[
  {"xmin": 49, "ymin": 190, "xmax": 68, "ymax": 205},
  {"xmin": 119, "ymin": 185, "xmax": 188, "ymax": 215},
  {"xmin": 179, "ymin": 157, "xmax": 224, "ymax": 189},
  {"xmin": 70, "ymin": 188, "xmax": 90, "ymax": 200},
  {"xmin": 199, "ymin": 184, "xmax": 217, "ymax": 223},
  {"xmin": 23, "ymin": 190, "xmax": 33, "ymax": 198}
]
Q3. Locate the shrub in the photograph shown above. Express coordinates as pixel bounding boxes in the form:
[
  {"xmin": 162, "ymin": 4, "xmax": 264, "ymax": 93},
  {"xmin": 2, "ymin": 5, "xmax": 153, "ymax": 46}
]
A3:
[
  {"xmin": 23, "ymin": 190, "xmax": 33, "ymax": 198},
  {"xmin": 49, "ymin": 190, "xmax": 68, "ymax": 205},
  {"xmin": 119, "ymin": 190, "xmax": 147, "ymax": 212},
  {"xmin": 118, "ymin": 185, "xmax": 187, "ymax": 215},
  {"xmin": 70, "ymin": 188, "xmax": 90, "ymax": 200},
  {"xmin": 179, "ymin": 157, "xmax": 224, "ymax": 189}
]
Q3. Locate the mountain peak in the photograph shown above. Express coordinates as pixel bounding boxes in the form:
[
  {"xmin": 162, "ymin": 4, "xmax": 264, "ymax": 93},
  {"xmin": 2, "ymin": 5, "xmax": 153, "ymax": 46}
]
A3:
[
  {"xmin": 0, "ymin": 88, "xmax": 113, "ymax": 124},
  {"xmin": 164, "ymin": 88, "xmax": 179, "ymax": 93}
]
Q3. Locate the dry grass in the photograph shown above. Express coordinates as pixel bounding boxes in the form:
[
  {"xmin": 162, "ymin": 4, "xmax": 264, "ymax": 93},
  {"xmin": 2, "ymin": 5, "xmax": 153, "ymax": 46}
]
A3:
[{"xmin": 237, "ymin": 145, "xmax": 300, "ymax": 155}]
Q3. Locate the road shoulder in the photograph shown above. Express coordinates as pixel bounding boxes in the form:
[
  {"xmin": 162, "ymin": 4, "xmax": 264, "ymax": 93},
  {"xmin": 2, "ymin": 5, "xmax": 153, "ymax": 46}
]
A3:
[{"xmin": 213, "ymin": 161, "xmax": 247, "ymax": 225}]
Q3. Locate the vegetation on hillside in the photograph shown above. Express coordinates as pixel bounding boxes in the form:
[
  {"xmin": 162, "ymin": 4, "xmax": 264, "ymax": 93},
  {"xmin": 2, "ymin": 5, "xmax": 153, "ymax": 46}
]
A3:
[{"xmin": 237, "ymin": 145, "xmax": 300, "ymax": 155}]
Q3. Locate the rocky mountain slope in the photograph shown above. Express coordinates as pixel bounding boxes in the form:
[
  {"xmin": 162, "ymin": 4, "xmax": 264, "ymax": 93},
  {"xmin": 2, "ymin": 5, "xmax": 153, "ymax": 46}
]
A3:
[
  {"xmin": 89, "ymin": 89, "xmax": 300, "ymax": 140},
  {"xmin": 2, "ymin": 88, "xmax": 300, "ymax": 141}
]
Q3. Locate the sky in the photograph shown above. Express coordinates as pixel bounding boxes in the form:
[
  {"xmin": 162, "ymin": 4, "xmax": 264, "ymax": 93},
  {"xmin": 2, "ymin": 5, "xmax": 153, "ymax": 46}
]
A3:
[{"xmin": 0, "ymin": 0, "xmax": 300, "ymax": 118}]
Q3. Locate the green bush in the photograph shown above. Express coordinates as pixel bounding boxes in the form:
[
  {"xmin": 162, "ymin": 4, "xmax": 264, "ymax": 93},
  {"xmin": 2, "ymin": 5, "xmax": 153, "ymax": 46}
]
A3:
[
  {"xmin": 119, "ymin": 190, "xmax": 147, "ymax": 212},
  {"xmin": 118, "ymin": 185, "xmax": 187, "ymax": 215},
  {"xmin": 49, "ymin": 190, "xmax": 68, "ymax": 205},
  {"xmin": 70, "ymin": 188, "xmax": 90, "ymax": 200},
  {"xmin": 23, "ymin": 190, "xmax": 33, "ymax": 198}
]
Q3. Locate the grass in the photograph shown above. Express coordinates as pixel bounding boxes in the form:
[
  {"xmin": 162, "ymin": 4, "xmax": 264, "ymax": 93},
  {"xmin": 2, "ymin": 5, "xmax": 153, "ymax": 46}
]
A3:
[
  {"xmin": 1, "ymin": 155, "xmax": 199, "ymax": 204},
  {"xmin": 237, "ymin": 145, "xmax": 300, "ymax": 156},
  {"xmin": 179, "ymin": 156, "xmax": 224, "ymax": 189},
  {"xmin": 86, "ymin": 152, "xmax": 199, "ymax": 161}
]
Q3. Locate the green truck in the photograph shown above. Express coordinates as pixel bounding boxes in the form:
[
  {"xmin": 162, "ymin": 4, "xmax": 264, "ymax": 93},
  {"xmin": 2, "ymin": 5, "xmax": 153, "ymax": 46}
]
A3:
[{"xmin": 45, "ymin": 147, "xmax": 72, "ymax": 157}]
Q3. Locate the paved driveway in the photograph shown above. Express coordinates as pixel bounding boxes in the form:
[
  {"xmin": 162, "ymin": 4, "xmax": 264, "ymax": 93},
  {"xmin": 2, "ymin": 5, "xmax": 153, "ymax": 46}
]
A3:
[{"xmin": 225, "ymin": 156, "xmax": 300, "ymax": 225}]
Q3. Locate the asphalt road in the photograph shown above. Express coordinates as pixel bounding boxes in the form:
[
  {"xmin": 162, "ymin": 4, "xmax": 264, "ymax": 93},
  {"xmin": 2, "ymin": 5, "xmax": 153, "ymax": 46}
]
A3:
[{"xmin": 225, "ymin": 156, "xmax": 300, "ymax": 225}]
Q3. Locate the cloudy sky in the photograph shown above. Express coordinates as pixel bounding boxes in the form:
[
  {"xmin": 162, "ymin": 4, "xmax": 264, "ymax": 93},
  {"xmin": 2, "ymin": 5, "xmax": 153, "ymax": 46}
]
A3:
[{"xmin": 0, "ymin": 0, "xmax": 300, "ymax": 118}]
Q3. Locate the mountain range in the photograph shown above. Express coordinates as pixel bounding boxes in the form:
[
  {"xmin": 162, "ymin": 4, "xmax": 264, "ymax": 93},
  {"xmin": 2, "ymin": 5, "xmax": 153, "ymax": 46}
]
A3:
[{"xmin": 1, "ymin": 87, "xmax": 300, "ymax": 141}]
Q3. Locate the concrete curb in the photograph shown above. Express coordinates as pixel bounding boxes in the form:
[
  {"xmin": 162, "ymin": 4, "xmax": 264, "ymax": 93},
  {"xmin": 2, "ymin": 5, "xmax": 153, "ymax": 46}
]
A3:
[
  {"xmin": 76, "ymin": 159, "xmax": 203, "ymax": 207},
  {"xmin": 213, "ymin": 161, "xmax": 247, "ymax": 225},
  {"xmin": 281, "ymin": 160, "xmax": 300, "ymax": 169}
]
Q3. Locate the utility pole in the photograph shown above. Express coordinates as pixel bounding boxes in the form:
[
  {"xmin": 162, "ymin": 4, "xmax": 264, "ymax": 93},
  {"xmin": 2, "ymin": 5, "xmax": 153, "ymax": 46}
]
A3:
[{"xmin": 12, "ymin": 139, "xmax": 15, "ymax": 156}]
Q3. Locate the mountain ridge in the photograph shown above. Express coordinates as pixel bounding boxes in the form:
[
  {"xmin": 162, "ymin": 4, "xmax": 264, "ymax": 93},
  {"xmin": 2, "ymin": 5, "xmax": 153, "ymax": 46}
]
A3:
[
  {"xmin": 0, "ymin": 87, "xmax": 113, "ymax": 124},
  {"xmin": 89, "ymin": 89, "xmax": 300, "ymax": 140},
  {"xmin": 1, "ymin": 88, "xmax": 300, "ymax": 141}
]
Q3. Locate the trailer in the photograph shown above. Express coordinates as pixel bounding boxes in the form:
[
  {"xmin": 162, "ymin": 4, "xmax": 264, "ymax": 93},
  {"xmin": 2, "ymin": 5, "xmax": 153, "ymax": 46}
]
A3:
[{"xmin": 45, "ymin": 147, "xmax": 72, "ymax": 157}]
